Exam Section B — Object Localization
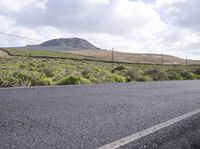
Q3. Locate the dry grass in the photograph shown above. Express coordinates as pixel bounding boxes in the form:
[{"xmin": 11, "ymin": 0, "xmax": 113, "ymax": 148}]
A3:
[
  {"xmin": 189, "ymin": 60, "xmax": 200, "ymax": 65},
  {"xmin": 66, "ymin": 50, "xmax": 186, "ymax": 64},
  {"xmin": 0, "ymin": 49, "xmax": 9, "ymax": 58}
]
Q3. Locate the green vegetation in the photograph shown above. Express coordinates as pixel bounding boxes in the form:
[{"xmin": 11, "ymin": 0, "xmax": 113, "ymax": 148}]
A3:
[
  {"xmin": 5, "ymin": 48, "xmax": 94, "ymax": 59},
  {"xmin": 56, "ymin": 76, "xmax": 91, "ymax": 85},
  {"xmin": 0, "ymin": 49, "xmax": 200, "ymax": 87}
]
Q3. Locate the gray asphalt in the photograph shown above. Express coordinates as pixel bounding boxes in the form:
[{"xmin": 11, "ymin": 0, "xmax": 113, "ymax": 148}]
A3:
[{"xmin": 0, "ymin": 80, "xmax": 200, "ymax": 149}]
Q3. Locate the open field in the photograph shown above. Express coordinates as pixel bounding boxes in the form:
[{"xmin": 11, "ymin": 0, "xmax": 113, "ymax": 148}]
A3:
[
  {"xmin": 1, "ymin": 48, "xmax": 200, "ymax": 87},
  {"xmin": 4, "ymin": 48, "xmax": 94, "ymax": 59},
  {"xmin": 4, "ymin": 48, "xmax": 200, "ymax": 65},
  {"xmin": 67, "ymin": 50, "xmax": 187, "ymax": 64}
]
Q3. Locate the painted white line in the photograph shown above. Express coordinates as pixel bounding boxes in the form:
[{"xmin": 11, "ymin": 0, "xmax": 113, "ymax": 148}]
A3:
[{"xmin": 97, "ymin": 108, "xmax": 200, "ymax": 149}]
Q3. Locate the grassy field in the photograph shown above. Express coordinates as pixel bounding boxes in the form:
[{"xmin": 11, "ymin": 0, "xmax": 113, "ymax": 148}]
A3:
[
  {"xmin": 1, "ymin": 48, "xmax": 200, "ymax": 87},
  {"xmin": 5, "ymin": 48, "xmax": 194, "ymax": 65},
  {"xmin": 67, "ymin": 50, "xmax": 187, "ymax": 64},
  {"xmin": 5, "ymin": 48, "xmax": 97, "ymax": 60}
]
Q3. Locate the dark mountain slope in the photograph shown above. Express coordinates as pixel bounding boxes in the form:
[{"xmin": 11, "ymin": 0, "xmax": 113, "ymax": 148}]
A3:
[{"xmin": 18, "ymin": 38, "xmax": 101, "ymax": 51}]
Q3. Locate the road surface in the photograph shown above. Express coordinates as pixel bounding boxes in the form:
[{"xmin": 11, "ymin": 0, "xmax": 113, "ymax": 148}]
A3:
[{"xmin": 0, "ymin": 81, "xmax": 200, "ymax": 149}]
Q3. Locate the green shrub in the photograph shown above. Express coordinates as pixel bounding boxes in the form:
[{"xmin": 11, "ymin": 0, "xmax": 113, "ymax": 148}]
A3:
[
  {"xmin": 125, "ymin": 68, "xmax": 138, "ymax": 81},
  {"xmin": 0, "ymin": 71, "xmax": 17, "ymax": 87},
  {"xmin": 179, "ymin": 70, "xmax": 196, "ymax": 80},
  {"xmin": 93, "ymin": 67, "xmax": 101, "ymax": 72},
  {"xmin": 56, "ymin": 76, "xmax": 91, "ymax": 85},
  {"xmin": 1, "ymin": 54, "xmax": 200, "ymax": 88},
  {"xmin": 43, "ymin": 67, "xmax": 55, "ymax": 77},
  {"xmin": 193, "ymin": 68, "xmax": 200, "ymax": 75},
  {"xmin": 30, "ymin": 75, "xmax": 52, "ymax": 86},
  {"xmin": 145, "ymin": 69, "xmax": 160, "ymax": 75},
  {"xmin": 145, "ymin": 69, "xmax": 168, "ymax": 81},
  {"xmin": 0, "ymin": 76, "xmax": 18, "ymax": 87},
  {"xmin": 168, "ymin": 70, "xmax": 183, "ymax": 80},
  {"xmin": 81, "ymin": 68, "xmax": 92, "ymax": 76},
  {"xmin": 125, "ymin": 68, "xmax": 146, "ymax": 82},
  {"xmin": 17, "ymin": 71, "xmax": 52, "ymax": 86},
  {"xmin": 194, "ymin": 74, "xmax": 200, "ymax": 79},
  {"xmin": 104, "ymin": 74, "xmax": 126, "ymax": 83},
  {"xmin": 167, "ymin": 71, "xmax": 183, "ymax": 80},
  {"xmin": 83, "ymin": 74, "xmax": 97, "ymax": 83},
  {"xmin": 136, "ymin": 75, "xmax": 152, "ymax": 82},
  {"xmin": 112, "ymin": 65, "xmax": 128, "ymax": 73},
  {"xmin": 13, "ymin": 71, "xmax": 32, "ymax": 86},
  {"xmin": 153, "ymin": 71, "xmax": 168, "ymax": 81},
  {"xmin": 29, "ymin": 62, "xmax": 36, "ymax": 67},
  {"xmin": 0, "ymin": 70, "xmax": 52, "ymax": 87}
]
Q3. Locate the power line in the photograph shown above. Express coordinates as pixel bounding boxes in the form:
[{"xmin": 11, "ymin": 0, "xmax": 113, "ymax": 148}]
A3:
[{"xmin": 0, "ymin": 32, "xmax": 44, "ymax": 42}]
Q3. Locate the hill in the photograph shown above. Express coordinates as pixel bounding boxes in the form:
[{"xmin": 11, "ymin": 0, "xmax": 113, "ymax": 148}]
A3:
[
  {"xmin": 4, "ymin": 48, "xmax": 199, "ymax": 65},
  {"xmin": 67, "ymin": 50, "xmax": 187, "ymax": 65},
  {"xmin": 18, "ymin": 38, "xmax": 101, "ymax": 51},
  {"xmin": 3, "ymin": 34, "xmax": 199, "ymax": 65},
  {"xmin": 0, "ymin": 48, "xmax": 9, "ymax": 58}
]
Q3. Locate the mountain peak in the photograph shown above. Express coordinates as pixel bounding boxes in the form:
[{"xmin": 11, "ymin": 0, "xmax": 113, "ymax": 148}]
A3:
[{"xmin": 23, "ymin": 37, "xmax": 101, "ymax": 51}]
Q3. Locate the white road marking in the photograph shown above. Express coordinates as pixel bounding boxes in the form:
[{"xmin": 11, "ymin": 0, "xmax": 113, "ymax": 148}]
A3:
[{"xmin": 97, "ymin": 108, "xmax": 200, "ymax": 149}]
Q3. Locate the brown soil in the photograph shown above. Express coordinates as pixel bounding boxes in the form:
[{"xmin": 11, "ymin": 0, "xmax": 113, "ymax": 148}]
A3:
[{"xmin": 66, "ymin": 50, "xmax": 186, "ymax": 64}]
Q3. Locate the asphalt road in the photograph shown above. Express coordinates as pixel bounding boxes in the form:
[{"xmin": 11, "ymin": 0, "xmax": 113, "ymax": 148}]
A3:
[{"xmin": 0, "ymin": 80, "xmax": 200, "ymax": 149}]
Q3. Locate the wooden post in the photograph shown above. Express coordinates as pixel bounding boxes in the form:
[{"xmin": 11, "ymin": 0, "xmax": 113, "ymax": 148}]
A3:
[
  {"xmin": 161, "ymin": 53, "xmax": 164, "ymax": 66},
  {"xmin": 112, "ymin": 48, "xmax": 114, "ymax": 68},
  {"xmin": 186, "ymin": 56, "xmax": 188, "ymax": 66}
]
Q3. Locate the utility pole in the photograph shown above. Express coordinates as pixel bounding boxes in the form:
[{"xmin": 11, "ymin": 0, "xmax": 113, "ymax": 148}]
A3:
[
  {"xmin": 186, "ymin": 55, "xmax": 188, "ymax": 66},
  {"xmin": 111, "ymin": 48, "xmax": 114, "ymax": 68},
  {"xmin": 161, "ymin": 53, "xmax": 164, "ymax": 66}
]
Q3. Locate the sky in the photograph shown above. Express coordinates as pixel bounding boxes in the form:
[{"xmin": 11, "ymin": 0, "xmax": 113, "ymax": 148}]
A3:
[{"xmin": 0, "ymin": 0, "xmax": 200, "ymax": 59}]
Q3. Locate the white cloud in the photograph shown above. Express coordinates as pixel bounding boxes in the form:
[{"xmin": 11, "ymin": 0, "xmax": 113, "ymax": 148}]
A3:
[
  {"xmin": 0, "ymin": 15, "xmax": 62, "ymax": 47},
  {"xmin": 87, "ymin": 0, "xmax": 110, "ymax": 5},
  {"xmin": 111, "ymin": 0, "xmax": 166, "ymax": 37},
  {"xmin": 161, "ymin": 25, "xmax": 200, "ymax": 58},
  {"xmin": 0, "ymin": 0, "xmax": 200, "ymax": 59},
  {"xmin": 155, "ymin": 0, "xmax": 200, "ymax": 59},
  {"xmin": 156, "ymin": 0, "xmax": 200, "ymax": 30},
  {"xmin": 0, "ymin": 0, "xmax": 46, "ymax": 13}
]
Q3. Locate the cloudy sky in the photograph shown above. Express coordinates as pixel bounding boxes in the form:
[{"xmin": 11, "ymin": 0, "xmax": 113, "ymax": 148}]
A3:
[{"xmin": 0, "ymin": 0, "xmax": 200, "ymax": 59}]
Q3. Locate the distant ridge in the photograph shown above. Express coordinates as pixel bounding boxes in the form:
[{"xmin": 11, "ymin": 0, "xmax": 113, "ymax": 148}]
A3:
[
  {"xmin": 68, "ymin": 50, "xmax": 187, "ymax": 65},
  {"xmin": 17, "ymin": 37, "xmax": 101, "ymax": 51}
]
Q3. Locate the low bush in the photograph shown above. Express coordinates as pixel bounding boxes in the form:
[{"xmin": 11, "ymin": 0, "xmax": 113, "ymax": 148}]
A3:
[
  {"xmin": 167, "ymin": 71, "xmax": 183, "ymax": 80},
  {"xmin": 56, "ymin": 75, "xmax": 91, "ymax": 85},
  {"xmin": 179, "ymin": 69, "xmax": 196, "ymax": 80},
  {"xmin": 0, "ymin": 70, "xmax": 52, "ymax": 87},
  {"xmin": 125, "ymin": 68, "xmax": 138, "ymax": 81},
  {"xmin": 81, "ymin": 68, "xmax": 92, "ymax": 76},
  {"xmin": 103, "ymin": 73, "xmax": 126, "ymax": 83},
  {"xmin": 145, "ymin": 69, "xmax": 160, "ymax": 75},
  {"xmin": 136, "ymin": 75, "xmax": 152, "ymax": 82},
  {"xmin": 112, "ymin": 65, "xmax": 128, "ymax": 73},
  {"xmin": 1, "ymin": 55, "xmax": 200, "ymax": 88},
  {"xmin": 145, "ymin": 68, "xmax": 168, "ymax": 81},
  {"xmin": 43, "ymin": 67, "xmax": 55, "ymax": 77},
  {"xmin": 15, "ymin": 71, "xmax": 52, "ymax": 86},
  {"xmin": 0, "ymin": 76, "xmax": 18, "ymax": 87},
  {"xmin": 193, "ymin": 68, "xmax": 200, "ymax": 75}
]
